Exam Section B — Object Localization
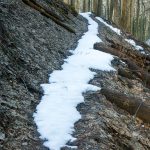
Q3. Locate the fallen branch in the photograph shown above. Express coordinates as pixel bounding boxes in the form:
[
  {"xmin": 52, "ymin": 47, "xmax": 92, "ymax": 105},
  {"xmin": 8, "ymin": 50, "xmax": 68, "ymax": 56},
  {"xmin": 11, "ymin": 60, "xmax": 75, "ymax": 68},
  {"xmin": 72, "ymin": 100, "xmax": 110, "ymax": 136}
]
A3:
[{"xmin": 101, "ymin": 88, "xmax": 150, "ymax": 123}]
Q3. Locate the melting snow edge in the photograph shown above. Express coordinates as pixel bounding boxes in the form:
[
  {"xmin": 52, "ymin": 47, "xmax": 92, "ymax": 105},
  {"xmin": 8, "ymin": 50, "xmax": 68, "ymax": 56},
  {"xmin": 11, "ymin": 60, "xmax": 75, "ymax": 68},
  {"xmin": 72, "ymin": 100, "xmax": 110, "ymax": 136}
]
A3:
[{"xmin": 34, "ymin": 12, "xmax": 114, "ymax": 150}]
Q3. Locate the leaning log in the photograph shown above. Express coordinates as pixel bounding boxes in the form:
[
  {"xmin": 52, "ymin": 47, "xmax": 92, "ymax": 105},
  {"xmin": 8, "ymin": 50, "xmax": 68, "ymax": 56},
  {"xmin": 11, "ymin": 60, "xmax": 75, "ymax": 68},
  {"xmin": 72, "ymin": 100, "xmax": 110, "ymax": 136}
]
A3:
[
  {"xmin": 105, "ymin": 37, "xmax": 150, "ymax": 61},
  {"xmin": 118, "ymin": 68, "xmax": 134, "ymax": 79},
  {"xmin": 101, "ymin": 88, "xmax": 150, "ymax": 123},
  {"xmin": 124, "ymin": 58, "xmax": 150, "ymax": 88},
  {"xmin": 22, "ymin": 0, "xmax": 76, "ymax": 34},
  {"xmin": 94, "ymin": 43, "xmax": 150, "ymax": 68},
  {"xmin": 94, "ymin": 43, "xmax": 125, "ymax": 58},
  {"xmin": 94, "ymin": 43, "xmax": 150, "ymax": 88}
]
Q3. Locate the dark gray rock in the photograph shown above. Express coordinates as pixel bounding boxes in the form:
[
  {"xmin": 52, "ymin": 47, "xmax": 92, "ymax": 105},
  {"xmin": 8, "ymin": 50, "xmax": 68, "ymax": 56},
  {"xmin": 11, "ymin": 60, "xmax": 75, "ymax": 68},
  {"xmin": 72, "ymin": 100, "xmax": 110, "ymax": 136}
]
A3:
[{"xmin": 0, "ymin": 0, "xmax": 87, "ymax": 149}]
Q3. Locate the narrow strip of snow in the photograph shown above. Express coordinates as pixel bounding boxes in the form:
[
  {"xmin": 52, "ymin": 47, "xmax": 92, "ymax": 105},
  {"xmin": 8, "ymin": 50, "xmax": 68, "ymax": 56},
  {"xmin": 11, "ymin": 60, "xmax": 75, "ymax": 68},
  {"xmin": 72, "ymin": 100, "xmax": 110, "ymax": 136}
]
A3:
[
  {"xmin": 125, "ymin": 39, "xmax": 144, "ymax": 52},
  {"xmin": 146, "ymin": 39, "xmax": 150, "ymax": 46},
  {"xmin": 34, "ymin": 12, "xmax": 114, "ymax": 150},
  {"xmin": 95, "ymin": 16, "xmax": 145, "ymax": 54},
  {"xmin": 96, "ymin": 17, "xmax": 121, "ymax": 35}
]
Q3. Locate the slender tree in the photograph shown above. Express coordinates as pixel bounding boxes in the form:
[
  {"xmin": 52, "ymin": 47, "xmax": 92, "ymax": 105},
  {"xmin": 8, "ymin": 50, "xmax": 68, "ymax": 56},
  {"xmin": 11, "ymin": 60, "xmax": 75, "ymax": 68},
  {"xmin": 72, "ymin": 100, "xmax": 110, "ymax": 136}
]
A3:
[{"xmin": 97, "ymin": 0, "xmax": 102, "ymax": 16}]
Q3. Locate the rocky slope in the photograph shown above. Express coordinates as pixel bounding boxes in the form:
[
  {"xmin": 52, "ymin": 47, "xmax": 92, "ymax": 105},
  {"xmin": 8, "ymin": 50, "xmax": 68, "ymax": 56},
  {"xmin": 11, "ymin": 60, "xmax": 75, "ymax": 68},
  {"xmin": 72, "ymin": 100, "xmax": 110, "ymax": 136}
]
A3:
[
  {"xmin": 0, "ymin": 1, "xmax": 150, "ymax": 150},
  {"xmin": 0, "ymin": 0, "xmax": 87, "ymax": 149},
  {"xmin": 66, "ymin": 16, "xmax": 150, "ymax": 150}
]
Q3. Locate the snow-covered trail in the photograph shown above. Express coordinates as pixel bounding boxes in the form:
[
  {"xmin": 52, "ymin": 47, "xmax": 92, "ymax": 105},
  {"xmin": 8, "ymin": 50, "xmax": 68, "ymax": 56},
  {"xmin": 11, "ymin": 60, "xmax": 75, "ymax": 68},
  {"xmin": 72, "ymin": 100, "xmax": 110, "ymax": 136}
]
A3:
[{"xmin": 34, "ymin": 13, "xmax": 114, "ymax": 150}]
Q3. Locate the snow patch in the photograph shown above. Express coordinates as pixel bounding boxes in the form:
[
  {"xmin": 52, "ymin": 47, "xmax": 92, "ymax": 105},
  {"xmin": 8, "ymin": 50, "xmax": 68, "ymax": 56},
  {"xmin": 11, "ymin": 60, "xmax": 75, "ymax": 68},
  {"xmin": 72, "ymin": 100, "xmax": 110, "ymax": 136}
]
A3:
[
  {"xmin": 125, "ymin": 39, "xmax": 145, "ymax": 54},
  {"xmin": 96, "ymin": 17, "xmax": 121, "ymax": 35},
  {"xmin": 34, "ymin": 12, "xmax": 114, "ymax": 150},
  {"xmin": 146, "ymin": 39, "xmax": 150, "ymax": 46}
]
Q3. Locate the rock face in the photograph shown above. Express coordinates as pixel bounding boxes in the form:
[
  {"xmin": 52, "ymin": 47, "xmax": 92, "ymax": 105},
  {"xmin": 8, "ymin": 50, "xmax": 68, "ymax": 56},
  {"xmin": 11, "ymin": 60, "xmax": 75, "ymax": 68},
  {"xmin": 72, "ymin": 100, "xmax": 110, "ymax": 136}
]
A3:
[{"xmin": 0, "ymin": 0, "xmax": 87, "ymax": 149}]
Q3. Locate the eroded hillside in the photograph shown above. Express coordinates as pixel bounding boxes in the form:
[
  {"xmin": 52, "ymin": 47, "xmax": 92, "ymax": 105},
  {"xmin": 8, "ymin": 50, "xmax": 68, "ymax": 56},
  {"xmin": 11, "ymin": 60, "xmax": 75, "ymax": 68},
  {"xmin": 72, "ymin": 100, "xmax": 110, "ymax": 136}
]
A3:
[
  {"xmin": 0, "ymin": 0, "xmax": 86, "ymax": 149},
  {"xmin": 0, "ymin": 1, "xmax": 150, "ymax": 150}
]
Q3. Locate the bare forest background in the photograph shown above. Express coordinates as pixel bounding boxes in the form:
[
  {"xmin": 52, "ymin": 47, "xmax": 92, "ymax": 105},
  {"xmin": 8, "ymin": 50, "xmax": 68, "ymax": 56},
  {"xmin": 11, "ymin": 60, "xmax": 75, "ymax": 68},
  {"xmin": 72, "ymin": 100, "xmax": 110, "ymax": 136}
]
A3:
[{"xmin": 63, "ymin": 0, "xmax": 150, "ymax": 41}]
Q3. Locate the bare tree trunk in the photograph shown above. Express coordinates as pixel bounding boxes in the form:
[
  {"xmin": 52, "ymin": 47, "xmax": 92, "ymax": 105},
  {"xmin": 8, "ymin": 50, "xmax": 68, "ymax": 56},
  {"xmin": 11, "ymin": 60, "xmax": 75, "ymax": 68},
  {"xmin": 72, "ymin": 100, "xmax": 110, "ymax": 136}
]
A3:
[
  {"xmin": 109, "ymin": 0, "xmax": 114, "ymax": 20},
  {"xmin": 136, "ymin": 0, "xmax": 140, "ymax": 37},
  {"xmin": 83, "ymin": 0, "xmax": 86, "ymax": 12},
  {"xmin": 93, "ymin": 0, "xmax": 98, "ymax": 13},
  {"xmin": 120, "ymin": 0, "xmax": 128, "ymax": 30},
  {"xmin": 126, "ymin": 0, "xmax": 132, "ymax": 32},
  {"xmin": 113, "ymin": 0, "xmax": 119, "ymax": 24},
  {"xmin": 97, "ymin": 0, "xmax": 102, "ymax": 16}
]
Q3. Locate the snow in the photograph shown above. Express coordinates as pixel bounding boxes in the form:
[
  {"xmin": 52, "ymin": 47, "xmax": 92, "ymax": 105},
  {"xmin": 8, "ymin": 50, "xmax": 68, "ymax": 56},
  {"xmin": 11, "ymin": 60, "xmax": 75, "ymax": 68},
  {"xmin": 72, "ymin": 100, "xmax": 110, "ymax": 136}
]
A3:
[
  {"xmin": 96, "ymin": 17, "xmax": 121, "ymax": 35},
  {"xmin": 146, "ymin": 39, "xmax": 150, "ymax": 46},
  {"xmin": 34, "ymin": 12, "xmax": 114, "ymax": 150},
  {"xmin": 125, "ymin": 39, "xmax": 144, "ymax": 51},
  {"xmin": 95, "ymin": 16, "xmax": 145, "ymax": 54},
  {"xmin": 95, "ymin": 16, "xmax": 146, "ymax": 54}
]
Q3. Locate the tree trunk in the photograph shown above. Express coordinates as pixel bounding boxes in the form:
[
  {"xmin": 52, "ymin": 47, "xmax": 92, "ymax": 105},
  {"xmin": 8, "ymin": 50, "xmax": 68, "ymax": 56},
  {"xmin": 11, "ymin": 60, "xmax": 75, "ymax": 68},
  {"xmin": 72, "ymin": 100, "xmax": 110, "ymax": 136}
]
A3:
[{"xmin": 97, "ymin": 0, "xmax": 102, "ymax": 16}]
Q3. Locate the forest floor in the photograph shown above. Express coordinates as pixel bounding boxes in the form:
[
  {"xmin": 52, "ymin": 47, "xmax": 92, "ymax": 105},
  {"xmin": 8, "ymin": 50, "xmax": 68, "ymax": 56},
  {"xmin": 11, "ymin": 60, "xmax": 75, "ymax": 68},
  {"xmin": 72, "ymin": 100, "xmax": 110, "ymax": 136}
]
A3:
[
  {"xmin": 0, "ymin": 0, "xmax": 87, "ymax": 149},
  {"xmin": 0, "ymin": 1, "xmax": 150, "ymax": 150},
  {"xmin": 35, "ymin": 13, "xmax": 150, "ymax": 150},
  {"xmin": 61, "ymin": 14, "xmax": 150, "ymax": 150}
]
